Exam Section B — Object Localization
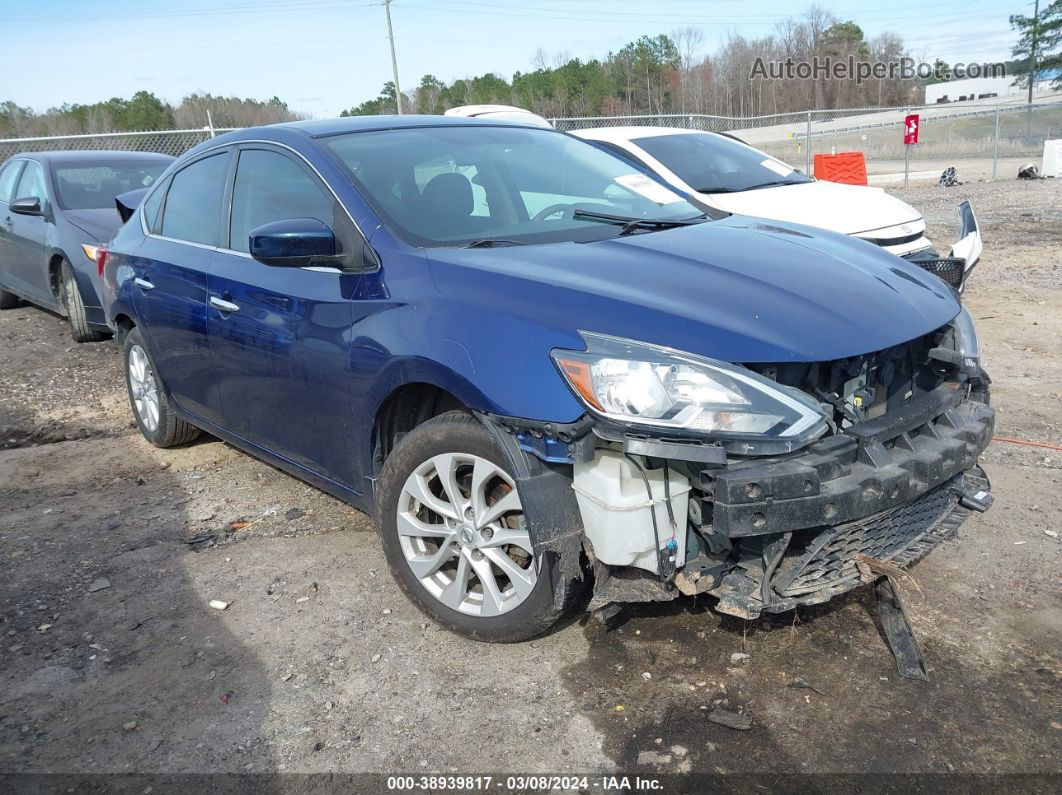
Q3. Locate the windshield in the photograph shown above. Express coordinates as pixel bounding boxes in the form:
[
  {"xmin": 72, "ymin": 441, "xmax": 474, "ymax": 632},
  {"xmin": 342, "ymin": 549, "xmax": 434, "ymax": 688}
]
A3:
[
  {"xmin": 323, "ymin": 126, "xmax": 703, "ymax": 246},
  {"xmin": 632, "ymin": 132, "xmax": 811, "ymax": 194},
  {"xmin": 54, "ymin": 161, "xmax": 168, "ymax": 211}
]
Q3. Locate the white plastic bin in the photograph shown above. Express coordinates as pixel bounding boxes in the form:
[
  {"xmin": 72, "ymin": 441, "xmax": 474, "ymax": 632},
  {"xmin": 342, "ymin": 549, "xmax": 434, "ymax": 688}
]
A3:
[{"xmin": 572, "ymin": 449, "xmax": 690, "ymax": 574}]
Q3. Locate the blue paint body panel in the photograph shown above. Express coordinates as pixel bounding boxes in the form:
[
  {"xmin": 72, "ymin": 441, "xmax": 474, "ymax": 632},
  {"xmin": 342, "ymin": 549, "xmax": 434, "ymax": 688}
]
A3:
[{"xmin": 101, "ymin": 116, "xmax": 960, "ymax": 515}]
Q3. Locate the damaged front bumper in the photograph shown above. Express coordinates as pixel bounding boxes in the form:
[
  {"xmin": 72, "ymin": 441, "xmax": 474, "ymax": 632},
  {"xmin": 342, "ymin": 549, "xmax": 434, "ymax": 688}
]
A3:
[
  {"xmin": 901, "ymin": 201, "xmax": 982, "ymax": 292},
  {"xmin": 488, "ymin": 376, "xmax": 995, "ymax": 620}
]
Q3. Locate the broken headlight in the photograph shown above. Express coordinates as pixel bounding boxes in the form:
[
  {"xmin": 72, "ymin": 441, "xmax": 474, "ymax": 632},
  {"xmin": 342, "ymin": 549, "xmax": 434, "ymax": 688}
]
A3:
[{"xmin": 552, "ymin": 332, "xmax": 828, "ymax": 451}]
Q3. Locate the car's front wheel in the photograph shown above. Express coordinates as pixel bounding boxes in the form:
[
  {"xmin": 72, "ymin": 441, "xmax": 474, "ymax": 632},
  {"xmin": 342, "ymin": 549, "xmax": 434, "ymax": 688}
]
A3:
[
  {"xmin": 377, "ymin": 412, "xmax": 576, "ymax": 642},
  {"xmin": 123, "ymin": 326, "xmax": 201, "ymax": 448}
]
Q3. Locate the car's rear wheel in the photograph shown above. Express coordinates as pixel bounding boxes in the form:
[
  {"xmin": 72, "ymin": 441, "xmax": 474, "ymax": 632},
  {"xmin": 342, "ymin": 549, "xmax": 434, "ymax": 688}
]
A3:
[
  {"xmin": 61, "ymin": 260, "xmax": 107, "ymax": 343},
  {"xmin": 376, "ymin": 412, "xmax": 574, "ymax": 642},
  {"xmin": 123, "ymin": 326, "xmax": 200, "ymax": 448},
  {"xmin": 0, "ymin": 288, "xmax": 18, "ymax": 309}
]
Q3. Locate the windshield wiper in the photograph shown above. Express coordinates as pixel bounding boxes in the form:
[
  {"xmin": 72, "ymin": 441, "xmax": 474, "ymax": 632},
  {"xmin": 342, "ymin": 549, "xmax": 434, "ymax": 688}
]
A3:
[
  {"xmin": 572, "ymin": 209, "xmax": 707, "ymax": 236},
  {"xmin": 742, "ymin": 179, "xmax": 805, "ymax": 191},
  {"xmin": 461, "ymin": 239, "xmax": 526, "ymax": 248}
]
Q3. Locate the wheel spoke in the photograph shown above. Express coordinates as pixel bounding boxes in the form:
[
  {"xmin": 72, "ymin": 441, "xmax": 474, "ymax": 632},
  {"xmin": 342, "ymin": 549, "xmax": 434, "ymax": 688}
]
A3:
[
  {"xmin": 403, "ymin": 471, "xmax": 458, "ymax": 520},
  {"xmin": 469, "ymin": 554, "xmax": 506, "ymax": 617},
  {"xmin": 438, "ymin": 553, "xmax": 471, "ymax": 609},
  {"xmin": 483, "ymin": 548, "xmax": 536, "ymax": 601},
  {"xmin": 406, "ymin": 537, "xmax": 457, "ymax": 580},
  {"xmin": 469, "ymin": 457, "xmax": 495, "ymax": 522},
  {"xmin": 476, "ymin": 488, "xmax": 521, "ymax": 530},
  {"xmin": 479, "ymin": 526, "xmax": 534, "ymax": 555},
  {"xmin": 396, "ymin": 510, "xmax": 453, "ymax": 539},
  {"xmin": 431, "ymin": 454, "xmax": 467, "ymax": 514}
]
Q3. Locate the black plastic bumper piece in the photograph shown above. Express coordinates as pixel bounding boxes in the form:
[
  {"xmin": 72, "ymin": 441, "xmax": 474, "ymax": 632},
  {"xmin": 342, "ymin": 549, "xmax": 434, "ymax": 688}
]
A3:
[{"xmin": 704, "ymin": 386, "xmax": 995, "ymax": 538}]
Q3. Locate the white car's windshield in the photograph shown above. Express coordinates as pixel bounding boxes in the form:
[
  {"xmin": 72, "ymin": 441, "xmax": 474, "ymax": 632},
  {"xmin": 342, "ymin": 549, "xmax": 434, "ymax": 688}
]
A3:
[
  {"xmin": 323, "ymin": 126, "xmax": 705, "ymax": 247},
  {"xmin": 633, "ymin": 132, "xmax": 811, "ymax": 194}
]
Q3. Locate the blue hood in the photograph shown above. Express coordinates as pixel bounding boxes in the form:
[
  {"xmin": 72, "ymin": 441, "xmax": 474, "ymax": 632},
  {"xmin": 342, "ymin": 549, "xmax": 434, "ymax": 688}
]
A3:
[{"xmin": 426, "ymin": 215, "xmax": 959, "ymax": 363}]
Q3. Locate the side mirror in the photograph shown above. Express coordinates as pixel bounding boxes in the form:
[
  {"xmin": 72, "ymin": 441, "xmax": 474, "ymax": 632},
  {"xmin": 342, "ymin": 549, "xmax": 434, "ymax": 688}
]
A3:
[
  {"xmin": 10, "ymin": 197, "xmax": 43, "ymax": 216},
  {"xmin": 249, "ymin": 218, "xmax": 340, "ymax": 268}
]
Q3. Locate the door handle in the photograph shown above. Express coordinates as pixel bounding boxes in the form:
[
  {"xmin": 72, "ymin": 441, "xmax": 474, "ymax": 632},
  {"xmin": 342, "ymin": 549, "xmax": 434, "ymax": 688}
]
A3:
[
  {"xmin": 134, "ymin": 277, "xmax": 154, "ymax": 290},
  {"xmin": 209, "ymin": 295, "xmax": 240, "ymax": 313}
]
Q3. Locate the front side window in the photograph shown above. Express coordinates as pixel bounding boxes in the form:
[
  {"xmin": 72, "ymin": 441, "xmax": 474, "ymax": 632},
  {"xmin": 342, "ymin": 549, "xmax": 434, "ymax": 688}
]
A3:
[
  {"xmin": 323, "ymin": 126, "xmax": 703, "ymax": 247},
  {"xmin": 54, "ymin": 161, "xmax": 167, "ymax": 211},
  {"xmin": 229, "ymin": 149, "xmax": 335, "ymax": 253},
  {"xmin": 159, "ymin": 152, "xmax": 229, "ymax": 246},
  {"xmin": 13, "ymin": 160, "xmax": 47, "ymax": 203},
  {"xmin": 0, "ymin": 160, "xmax": 24, "ymax": 204},
  {"xmin": 632, "ymin": 133, "xmax": 811, "ymax": 193}
]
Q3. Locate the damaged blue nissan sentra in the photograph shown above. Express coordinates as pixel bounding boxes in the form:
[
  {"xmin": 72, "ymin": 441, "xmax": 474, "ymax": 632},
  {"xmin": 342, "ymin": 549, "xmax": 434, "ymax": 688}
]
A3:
[{"xmin": 99, "ymin": 116, "xmax": 994, "ymax": 642}]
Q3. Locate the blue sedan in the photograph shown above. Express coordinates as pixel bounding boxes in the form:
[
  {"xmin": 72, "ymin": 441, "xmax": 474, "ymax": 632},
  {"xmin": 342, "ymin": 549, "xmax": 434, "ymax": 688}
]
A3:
[
  {"xmin": 100, "ymin": 116, "xmax": 993, "ymax": 641},
  {"xmin": 0, "ymin": 151, "xmax": 172, "ymax": 341}
]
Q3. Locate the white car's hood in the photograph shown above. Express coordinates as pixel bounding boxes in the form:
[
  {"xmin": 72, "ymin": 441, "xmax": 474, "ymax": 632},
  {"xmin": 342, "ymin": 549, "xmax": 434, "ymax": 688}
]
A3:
[{"xmin": 701, "ymin": 180, "xmax": 923, "ymax": 236}]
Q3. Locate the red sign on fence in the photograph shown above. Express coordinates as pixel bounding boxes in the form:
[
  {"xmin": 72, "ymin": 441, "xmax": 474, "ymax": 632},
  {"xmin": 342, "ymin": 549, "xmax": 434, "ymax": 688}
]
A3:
[{"xmin": 904, "ymin": 114, "xmax": 920, "ymax": 145}]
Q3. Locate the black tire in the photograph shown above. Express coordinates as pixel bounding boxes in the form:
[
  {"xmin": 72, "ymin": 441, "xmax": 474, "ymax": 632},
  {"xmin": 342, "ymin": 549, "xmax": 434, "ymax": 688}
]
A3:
[
  {"xmin": 61, "ymin": 260, "xmax": 108, "ymax": 343},
  {"xmin": 123, "ymin": 326, "xmax": 201, "ymax": 448},
  {"xmin": 0, "ymin": 288, "xmax": 18, "ymax": 309},
  {"xmin": 376, "ymin": 412, "xmax": 578, "ymax": 642}
]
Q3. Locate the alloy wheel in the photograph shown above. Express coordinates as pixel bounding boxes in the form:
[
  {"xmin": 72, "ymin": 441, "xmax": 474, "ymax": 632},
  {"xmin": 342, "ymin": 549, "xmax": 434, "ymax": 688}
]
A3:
[
  {"xmin": 397, "ymin": 453, "xmax": 536, "ymax": 617},
  {"xmin": 128, "ymin": 344, "xmax": 160, "ymax": 433}
]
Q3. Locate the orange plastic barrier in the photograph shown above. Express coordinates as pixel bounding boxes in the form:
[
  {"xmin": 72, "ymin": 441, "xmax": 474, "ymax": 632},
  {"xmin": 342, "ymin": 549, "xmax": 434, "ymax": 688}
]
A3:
[{"xmin": 813, "ymin": 152, "xmax": 868, "ymax": 185}]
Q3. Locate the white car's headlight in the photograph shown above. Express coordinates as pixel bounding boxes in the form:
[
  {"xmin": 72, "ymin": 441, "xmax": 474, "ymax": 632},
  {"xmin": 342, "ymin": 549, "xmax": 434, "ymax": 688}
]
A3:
[
  {"xmin": 951, "ymin": 305, "xmax": 980, "ymax": 367},
  {"xmin": 552, "ymin": 332, "xmax": 828, "ymax": 451}
]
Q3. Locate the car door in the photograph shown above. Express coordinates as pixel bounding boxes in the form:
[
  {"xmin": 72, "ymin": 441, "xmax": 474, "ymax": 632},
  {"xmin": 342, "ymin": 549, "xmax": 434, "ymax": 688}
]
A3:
[
  {"xmin": 0, "ymin": 158, "xmax": 27, "ymax": 292},
  {"xmin": 134, "ymin": 148, "xmax": 231, "ymax": 425},
  {"xmin": 207, "ymin": 144, "xmax": 359, "ymax": 485},
  {"xmin": 7, "ymin": 159, "xmax": 54, "ymax": 307}
]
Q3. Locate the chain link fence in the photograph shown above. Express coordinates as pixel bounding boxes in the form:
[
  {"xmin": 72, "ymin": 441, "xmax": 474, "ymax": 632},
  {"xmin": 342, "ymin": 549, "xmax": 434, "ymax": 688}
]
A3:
[
  {"xmin": 0, "ymin": 128, "xmax": 237, "ymax": 162},
  {"xmin": 2, "ymin": 96, "xmax": 1060, "ymax": 183},
  {"xmin": 553, "ymin": 95, "xmax": 1062, "ymax": 183}
]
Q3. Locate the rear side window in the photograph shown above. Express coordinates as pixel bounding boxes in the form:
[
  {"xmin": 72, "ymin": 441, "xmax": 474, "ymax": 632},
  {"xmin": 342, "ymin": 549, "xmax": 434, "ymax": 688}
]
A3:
[
  {"xmin": 0, "ymin": 160, "xmax": 23, "ymax": 203},
  {"xmin": 160, "ymin": 153, "xmax": 228, "ymax": 246},
  {"xmin": 228, "ymin": 149, "xmax": 334, "ymax": 253},
  {"xmin": 141, "ymin": 176, "xmax": 169, "ymax": 234},
  {"xmin": 14, "ymin": 160, "xmax": 47, "ymax": 203}
]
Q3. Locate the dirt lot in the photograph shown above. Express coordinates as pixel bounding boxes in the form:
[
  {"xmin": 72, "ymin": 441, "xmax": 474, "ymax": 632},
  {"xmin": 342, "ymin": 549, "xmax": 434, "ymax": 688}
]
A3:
[{"xmin": 1, "ymin": 179, "xmax": 1059, "ymax": 783}]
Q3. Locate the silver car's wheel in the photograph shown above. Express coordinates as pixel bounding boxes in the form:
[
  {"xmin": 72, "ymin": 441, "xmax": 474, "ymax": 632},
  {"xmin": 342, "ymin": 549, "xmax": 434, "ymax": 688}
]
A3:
[
  {"xmin": 128, "ymin": 344, "xmax": 160, "ymax": 433},
  {"xmin": 397, "ymin": 452, "xmax": 536, "ymax": 617}
]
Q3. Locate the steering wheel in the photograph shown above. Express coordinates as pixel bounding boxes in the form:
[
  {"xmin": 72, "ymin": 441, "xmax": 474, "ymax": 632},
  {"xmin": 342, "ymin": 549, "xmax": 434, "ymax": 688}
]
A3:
[{"xmin": 531, "ymin": 203, "xmax": 576, "ymax": 222}]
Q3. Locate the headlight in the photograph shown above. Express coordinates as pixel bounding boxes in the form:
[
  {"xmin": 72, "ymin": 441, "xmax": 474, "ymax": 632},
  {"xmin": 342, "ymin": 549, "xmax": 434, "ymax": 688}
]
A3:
[
  {"xmin": 81, "ymin": 243, "xmax": 100, "ymax": 262},
  {"xmin": 952, "ymin": 305, "xmax": 980, "ymax": 367},
  {"xmin": 552, "ymin": 332, "xmax": 828, "ymax": 452}
]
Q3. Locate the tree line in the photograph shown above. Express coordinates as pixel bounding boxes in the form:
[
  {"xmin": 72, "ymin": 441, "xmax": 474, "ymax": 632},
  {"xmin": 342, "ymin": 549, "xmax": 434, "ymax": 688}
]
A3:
[
  {"xmin": 0, "ymin": 92, "xmax": 305, "ymax": 139},
  {"xmin": 344, "ymin": 8, "xmax": 926, "ymax": 119}
]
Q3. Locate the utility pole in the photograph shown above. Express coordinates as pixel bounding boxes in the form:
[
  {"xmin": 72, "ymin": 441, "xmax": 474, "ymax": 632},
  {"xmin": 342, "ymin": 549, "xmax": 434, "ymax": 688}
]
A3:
[
  {"xmin": 1027, "ymin": 0, "xmax": 1039, "ymax": 134},
  {"xmin": 1028, "ymin": 0, "xmax": 1040, "ymax": 105},
  {"xmin": 383, "ymin": 0, "xmax": 403, "ymax": 114}
]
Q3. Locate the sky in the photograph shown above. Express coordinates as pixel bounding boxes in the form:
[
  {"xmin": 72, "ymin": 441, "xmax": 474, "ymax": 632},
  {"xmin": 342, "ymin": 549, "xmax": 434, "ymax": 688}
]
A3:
[{"xmin": 0, "ymin": 0, "xmax": 1028, "ymax": 119}]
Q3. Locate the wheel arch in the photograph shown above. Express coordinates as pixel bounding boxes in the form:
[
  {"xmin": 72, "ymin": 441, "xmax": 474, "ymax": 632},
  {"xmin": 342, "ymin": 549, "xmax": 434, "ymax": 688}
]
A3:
[{"xmin": 371, "ymin": 380, "xmax": 472, "ymax": 476}]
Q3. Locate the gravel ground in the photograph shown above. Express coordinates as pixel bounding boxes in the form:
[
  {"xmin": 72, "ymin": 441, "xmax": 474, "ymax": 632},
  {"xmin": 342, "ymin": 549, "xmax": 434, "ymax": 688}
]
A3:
[{"xmin": 0, "ymin": 179, "xmax": 1059, "ymax": 783}]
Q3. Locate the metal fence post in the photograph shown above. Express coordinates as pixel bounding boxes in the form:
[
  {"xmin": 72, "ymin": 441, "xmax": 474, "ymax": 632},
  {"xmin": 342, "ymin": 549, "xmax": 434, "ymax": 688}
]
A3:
[
  {"xmin": 992, "ymin": 104, "xmax": 1000, "ymax": 181},
  {"xmin": 805, "ymin": 110, "xmax": 812, "ymax": 175}
]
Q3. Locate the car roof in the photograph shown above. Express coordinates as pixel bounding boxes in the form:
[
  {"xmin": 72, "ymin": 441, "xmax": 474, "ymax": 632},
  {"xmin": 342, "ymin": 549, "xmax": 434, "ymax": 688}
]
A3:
[
  {"xmin": 571, "ymin": 126, "xmax": 707, "ymax": 143},
  {"xmin": 270, "ymin": 114, "xmax": 545, "ymax": 138},
  {"xmin": 5, "ymin": 150, "xmax": 175, "ymax": 164}
]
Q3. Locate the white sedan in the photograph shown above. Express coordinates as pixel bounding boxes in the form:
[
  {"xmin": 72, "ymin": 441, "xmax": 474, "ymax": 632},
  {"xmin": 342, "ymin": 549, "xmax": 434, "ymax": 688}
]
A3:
[{"xmin": 572, "ymin": 126, "xmax": 982, "ymax": 288}]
